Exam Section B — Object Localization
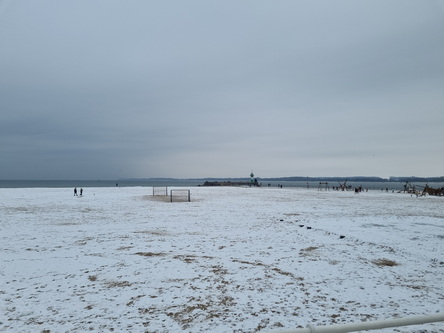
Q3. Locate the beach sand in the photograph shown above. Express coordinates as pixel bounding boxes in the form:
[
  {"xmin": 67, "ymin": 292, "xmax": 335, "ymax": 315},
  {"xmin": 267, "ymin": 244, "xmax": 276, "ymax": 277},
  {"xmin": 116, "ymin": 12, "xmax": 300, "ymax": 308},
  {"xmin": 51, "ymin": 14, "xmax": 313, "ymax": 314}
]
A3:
[{"xmin": 1, "ymin": 186, "xmax": 443, "ymax": 332}]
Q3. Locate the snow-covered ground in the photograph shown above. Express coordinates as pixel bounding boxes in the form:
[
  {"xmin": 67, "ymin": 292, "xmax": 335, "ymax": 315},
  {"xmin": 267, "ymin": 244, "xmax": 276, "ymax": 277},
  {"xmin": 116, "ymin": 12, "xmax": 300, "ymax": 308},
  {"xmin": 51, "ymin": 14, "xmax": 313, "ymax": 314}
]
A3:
[{"xmin": 1, "ymin": 186, "xmax": 443, "ymax": 333}]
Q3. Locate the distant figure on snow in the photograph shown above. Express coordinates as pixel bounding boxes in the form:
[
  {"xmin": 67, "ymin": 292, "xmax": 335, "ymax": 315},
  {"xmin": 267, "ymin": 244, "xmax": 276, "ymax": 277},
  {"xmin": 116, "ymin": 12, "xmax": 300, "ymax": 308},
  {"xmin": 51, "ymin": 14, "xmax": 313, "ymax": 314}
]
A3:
[
  {"xmin": 74, "ymin": 187, "xmax": 78, "ymax": 196},
  {"xmin": 80, "ymin": 188, "xmax": 83, "ymax": 196}
]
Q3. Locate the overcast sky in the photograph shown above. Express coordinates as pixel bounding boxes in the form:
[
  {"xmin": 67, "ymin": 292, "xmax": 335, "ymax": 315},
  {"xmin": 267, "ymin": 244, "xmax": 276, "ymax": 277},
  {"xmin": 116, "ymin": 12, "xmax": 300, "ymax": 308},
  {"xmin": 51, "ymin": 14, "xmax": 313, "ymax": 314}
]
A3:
[{"xmin": 1, "ymin": 1, "xmax": 443, "ymax": 180}]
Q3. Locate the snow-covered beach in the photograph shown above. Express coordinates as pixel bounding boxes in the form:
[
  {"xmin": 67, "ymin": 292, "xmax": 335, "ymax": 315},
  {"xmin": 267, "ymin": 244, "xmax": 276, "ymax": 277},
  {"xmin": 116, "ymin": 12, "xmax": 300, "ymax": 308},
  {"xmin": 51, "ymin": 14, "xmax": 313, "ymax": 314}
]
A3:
[{"xmin": 1, "ymin": 186, "xmax": 443, "ymax": 332}]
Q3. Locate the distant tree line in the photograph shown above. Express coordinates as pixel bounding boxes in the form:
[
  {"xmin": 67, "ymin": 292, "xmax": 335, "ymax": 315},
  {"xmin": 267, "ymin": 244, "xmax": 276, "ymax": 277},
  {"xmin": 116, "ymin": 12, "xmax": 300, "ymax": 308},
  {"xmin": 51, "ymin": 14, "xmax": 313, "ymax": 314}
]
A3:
[
  {"xmin": 388, "ymin": 176, "xmax": 444, "ymax": 182},
  {"xmin": 260, "ymin": 176, "xmax": 444, "ymax": 182},
  {"xmin": 259, "ymin": 176, "xmax": 387, "ymax": 182}
]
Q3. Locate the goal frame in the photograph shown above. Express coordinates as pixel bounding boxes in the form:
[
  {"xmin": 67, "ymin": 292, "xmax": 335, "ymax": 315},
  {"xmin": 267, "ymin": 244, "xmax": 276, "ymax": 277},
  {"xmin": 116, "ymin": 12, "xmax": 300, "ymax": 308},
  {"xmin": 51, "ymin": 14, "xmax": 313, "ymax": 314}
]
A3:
[
  {"xmin": 170, "ymin": 189, "xmax": 191, "ymax": 202},
  {"xmin": 153, "ymin": 186, "xmax": 168, "ymax": 196}
]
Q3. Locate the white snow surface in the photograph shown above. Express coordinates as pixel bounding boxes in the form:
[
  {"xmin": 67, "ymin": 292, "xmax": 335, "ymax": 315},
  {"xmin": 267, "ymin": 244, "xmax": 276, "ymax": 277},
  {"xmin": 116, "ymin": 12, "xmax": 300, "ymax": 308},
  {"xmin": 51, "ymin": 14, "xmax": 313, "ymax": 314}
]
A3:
[{"xmin": 1, "ymin": 186, "xmax": 443, "ymax": 333}]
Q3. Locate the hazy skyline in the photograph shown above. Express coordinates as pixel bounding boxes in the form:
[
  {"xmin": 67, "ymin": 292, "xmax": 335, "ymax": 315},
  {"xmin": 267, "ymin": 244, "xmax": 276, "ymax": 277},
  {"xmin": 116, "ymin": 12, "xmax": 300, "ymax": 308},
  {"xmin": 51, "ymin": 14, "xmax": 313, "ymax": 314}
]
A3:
[{"xmin": 1, "ymin": 1, "xmax": 443, "ymax": 180}]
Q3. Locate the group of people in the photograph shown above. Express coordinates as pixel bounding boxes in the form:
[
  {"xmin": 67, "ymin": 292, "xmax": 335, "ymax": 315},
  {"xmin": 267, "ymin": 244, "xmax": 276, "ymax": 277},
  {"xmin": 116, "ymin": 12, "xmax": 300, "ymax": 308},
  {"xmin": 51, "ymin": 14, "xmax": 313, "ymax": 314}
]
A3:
[{"xmin": 74, "ymin": 187, "xmax": 83, "ymax": 196}]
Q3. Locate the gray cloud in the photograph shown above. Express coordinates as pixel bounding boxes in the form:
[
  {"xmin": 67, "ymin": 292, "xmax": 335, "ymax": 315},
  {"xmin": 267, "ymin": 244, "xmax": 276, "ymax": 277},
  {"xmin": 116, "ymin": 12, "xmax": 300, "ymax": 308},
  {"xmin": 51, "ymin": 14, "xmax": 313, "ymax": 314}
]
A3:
[{"xmin": 1, "ymin": 1, "xmax": 443, "ymax": 179}]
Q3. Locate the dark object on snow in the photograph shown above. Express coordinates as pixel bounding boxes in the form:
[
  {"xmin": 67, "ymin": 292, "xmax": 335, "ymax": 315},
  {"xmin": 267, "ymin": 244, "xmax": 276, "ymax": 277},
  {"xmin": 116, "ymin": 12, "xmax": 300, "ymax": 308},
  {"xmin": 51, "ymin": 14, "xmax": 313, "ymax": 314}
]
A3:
[
  {"xmin": 340, "ymin": 235, "xmax": 345, "ymax": 239},
  {"xmin": 307, "ymin": 227, "xmax": 312, "ymax": 229}
]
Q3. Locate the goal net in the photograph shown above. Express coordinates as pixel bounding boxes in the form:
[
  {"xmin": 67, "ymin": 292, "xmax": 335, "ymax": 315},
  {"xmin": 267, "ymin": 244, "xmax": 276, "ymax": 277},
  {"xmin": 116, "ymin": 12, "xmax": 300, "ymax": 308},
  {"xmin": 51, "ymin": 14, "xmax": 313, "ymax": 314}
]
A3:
[
  {"xmin": 153, "ymin": 186, "xmax": 168, "ymax": 196},
  {"xmin": 170, "ymin": 189, "xmax": 191, "ymax": 202}
]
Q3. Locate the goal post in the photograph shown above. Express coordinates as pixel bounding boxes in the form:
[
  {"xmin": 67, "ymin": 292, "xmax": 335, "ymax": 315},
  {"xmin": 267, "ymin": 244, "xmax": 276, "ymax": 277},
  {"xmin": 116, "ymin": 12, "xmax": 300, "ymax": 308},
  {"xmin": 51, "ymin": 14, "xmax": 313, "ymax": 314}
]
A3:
[
  {"xmin": 170, "ymin": 189, "xmax": 191, "ymax": 202},
  {"xmin": 153, "ymin": 186, "xmax": 168, "ymax": 196}
]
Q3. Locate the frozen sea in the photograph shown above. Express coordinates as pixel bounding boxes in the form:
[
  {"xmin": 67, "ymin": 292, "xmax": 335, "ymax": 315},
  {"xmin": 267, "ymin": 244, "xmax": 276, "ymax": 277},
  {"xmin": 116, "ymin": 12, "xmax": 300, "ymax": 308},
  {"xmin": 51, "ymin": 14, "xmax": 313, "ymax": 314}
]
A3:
[{"xmin": 0, "ymin": 186, "xmax": 443, "ymax": 332}]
